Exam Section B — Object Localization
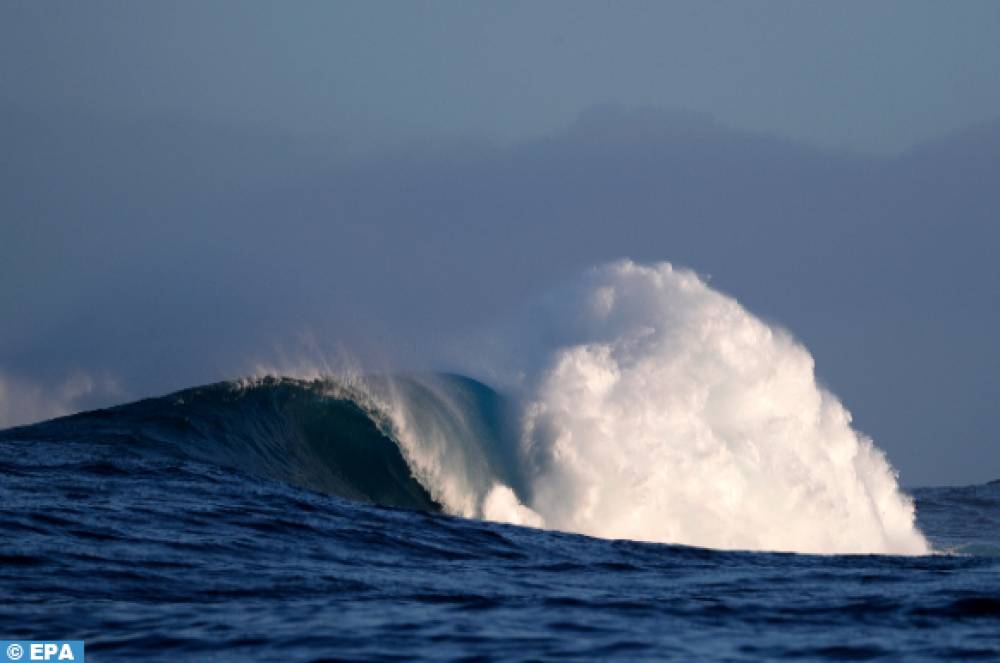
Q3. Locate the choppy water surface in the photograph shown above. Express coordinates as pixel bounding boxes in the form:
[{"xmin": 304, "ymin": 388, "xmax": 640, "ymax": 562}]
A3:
[{"xmin": 1, "ymin": 377, "xmax": 998, "ymax": 660}]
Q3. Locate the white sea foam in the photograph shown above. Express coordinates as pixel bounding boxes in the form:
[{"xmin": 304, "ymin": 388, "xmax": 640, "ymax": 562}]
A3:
[{"xmin": 405, "ymin": 260, "xmax": 927, "ymax": 554}]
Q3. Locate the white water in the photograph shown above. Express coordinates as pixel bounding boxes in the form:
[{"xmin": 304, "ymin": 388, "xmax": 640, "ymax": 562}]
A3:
[{"xmin": 386, "ymin": 260, "xmax": 929, "ymax": 555}]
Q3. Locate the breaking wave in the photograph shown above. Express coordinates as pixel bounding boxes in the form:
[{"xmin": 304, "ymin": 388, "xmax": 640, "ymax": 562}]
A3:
[{"xmin": 1, "ymin": 260, "xmax": 929, "ymax": 555}]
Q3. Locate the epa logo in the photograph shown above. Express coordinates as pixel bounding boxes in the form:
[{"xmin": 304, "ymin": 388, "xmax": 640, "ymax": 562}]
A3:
[{"xmin": 2, "ymin": 642, "xmax": 84, "ymax": 662}]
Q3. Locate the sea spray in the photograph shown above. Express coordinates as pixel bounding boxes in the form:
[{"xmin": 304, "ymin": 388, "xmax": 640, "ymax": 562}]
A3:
[{"xmin": 467, "ymin": 260, "xmax": 928, "ymax": 554}]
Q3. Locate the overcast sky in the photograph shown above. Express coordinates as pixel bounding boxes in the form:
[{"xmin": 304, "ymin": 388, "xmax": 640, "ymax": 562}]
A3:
[
  {"xmin": 2, "ymin": 2, "xmax": 999, "ymax": 486},
  {"xmin": 4, "ymin": 1, "xmax": 1000, "ymax": 154}
]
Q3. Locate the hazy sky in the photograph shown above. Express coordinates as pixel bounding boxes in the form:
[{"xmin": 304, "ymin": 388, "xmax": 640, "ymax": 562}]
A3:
[
  {"xmin": 2, "ymin": 2, "xmax": 1000, "ymax": 487},
  {"xmin": 3, "ymin": 1, "xmax": 1000, "ymax": 153}
]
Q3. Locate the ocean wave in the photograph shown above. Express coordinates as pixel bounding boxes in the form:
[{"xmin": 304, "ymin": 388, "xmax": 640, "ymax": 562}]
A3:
[
  {"xmin": 1, "ymin": 260, "xmax": 934, "ymax": 555},
  {"xmin": 0, "ymin": 376, "xmax": 439, "ymax": 511}
]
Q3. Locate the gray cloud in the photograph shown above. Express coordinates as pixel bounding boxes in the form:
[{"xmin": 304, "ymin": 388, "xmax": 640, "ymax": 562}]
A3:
[{"xmin": 3, "ymin": 2, "xmax": 1000, "ymax": 155}]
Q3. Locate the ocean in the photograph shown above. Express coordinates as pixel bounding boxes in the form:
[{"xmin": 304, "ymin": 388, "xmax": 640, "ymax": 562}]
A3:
[{"xmin": 1, "ymin": 374, "xmax": 998, "ymax": 661}]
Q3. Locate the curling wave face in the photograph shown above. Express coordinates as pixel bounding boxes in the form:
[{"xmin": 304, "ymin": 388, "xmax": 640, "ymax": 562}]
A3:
[
  {"xmin": 2, "ymin": 260, "xmax": 929, "ymax": 555},
  {"xmin": 2, "ymin": 376, "xmax": 441, "ymax": 511}
]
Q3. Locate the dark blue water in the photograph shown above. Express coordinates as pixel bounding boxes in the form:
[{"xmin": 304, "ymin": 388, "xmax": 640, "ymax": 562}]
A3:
[{"xmin": 2, "ymin": 378, "xmax": 999, "ymax": 660}]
